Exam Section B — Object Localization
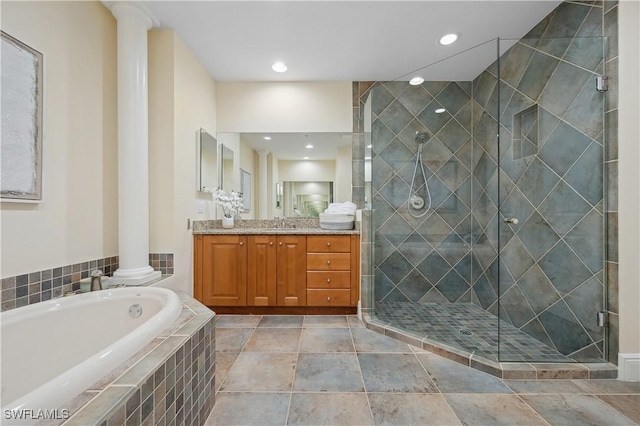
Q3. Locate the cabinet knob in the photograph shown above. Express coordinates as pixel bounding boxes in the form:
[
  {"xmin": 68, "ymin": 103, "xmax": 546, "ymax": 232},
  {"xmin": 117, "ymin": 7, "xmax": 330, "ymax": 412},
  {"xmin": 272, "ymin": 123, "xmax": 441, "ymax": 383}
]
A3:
[
  {"xmin": 279, "ymin": 242, "xmax": 283, "ymax": 246},
  {"xmin": 327, "ymin": 296, "xmax": 331, "ymax": 301},
  {"xmin": 327, "ymin": 260, "xmax": 331, "ymax": 265},
  {"xmin": 239, "ymin": 241, "xmax": 244, "ymax": 246},
  {"xmin": 327, "ymin": 242, "xmax": 331, "ymax": 247},
  {"xmin": 269, "ymin": 242, "xmax": 273, "ymax": 246},
  {"xmin": 327, "ymin": 278, "xmax": 331, "ymax": 283}
]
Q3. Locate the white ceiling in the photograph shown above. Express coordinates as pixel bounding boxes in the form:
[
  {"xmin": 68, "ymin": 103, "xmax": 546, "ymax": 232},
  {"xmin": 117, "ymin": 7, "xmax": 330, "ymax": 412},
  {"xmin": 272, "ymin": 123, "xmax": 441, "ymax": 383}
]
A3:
[
  {"xmin": 237, "ymin": 132, "xmax": 354, "ymax": 160},
  {"xmin": 144, "ymin": 1, "xmax": 562, "ymax": 159},
  {"xmin": 144, "ymin": 0, "xmax": 562, "ymax": 82}
]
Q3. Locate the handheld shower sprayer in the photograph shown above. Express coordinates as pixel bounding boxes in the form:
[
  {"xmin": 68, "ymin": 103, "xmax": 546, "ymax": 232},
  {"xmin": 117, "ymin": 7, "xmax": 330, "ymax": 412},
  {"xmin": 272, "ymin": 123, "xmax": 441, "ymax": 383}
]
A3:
[{"xmin": 408, "ymin": 131, "xmax": 432, "ymax": 218}]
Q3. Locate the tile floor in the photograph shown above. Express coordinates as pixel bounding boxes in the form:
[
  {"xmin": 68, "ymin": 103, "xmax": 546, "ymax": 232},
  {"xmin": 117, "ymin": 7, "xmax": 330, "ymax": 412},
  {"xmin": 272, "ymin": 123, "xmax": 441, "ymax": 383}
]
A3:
[{"xmin": 205, "ymin": 315, "xmax": 639, "ymax": 426}]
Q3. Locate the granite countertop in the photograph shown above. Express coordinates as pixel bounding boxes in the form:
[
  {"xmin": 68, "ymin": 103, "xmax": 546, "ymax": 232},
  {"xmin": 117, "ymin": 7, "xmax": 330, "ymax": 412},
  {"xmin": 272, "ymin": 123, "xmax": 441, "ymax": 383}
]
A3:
[{"xmin": 192, "ymin": 218, "xmax": 360, "ymax": 235}]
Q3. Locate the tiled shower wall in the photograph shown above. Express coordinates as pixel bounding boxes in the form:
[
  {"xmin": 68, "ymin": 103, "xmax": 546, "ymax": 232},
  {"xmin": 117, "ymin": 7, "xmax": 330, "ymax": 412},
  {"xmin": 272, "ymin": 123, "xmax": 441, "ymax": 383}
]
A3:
[
  {"xmin": 474, "ymin": 0, "xmax": 616, "ymax": 361},
  {"xmin": 357, "ymin": 0, "xmax": 618, "ymax": 362},
  {"xmin": 370, "ymin": 81, "xmax": 475, "ymax": 304}
]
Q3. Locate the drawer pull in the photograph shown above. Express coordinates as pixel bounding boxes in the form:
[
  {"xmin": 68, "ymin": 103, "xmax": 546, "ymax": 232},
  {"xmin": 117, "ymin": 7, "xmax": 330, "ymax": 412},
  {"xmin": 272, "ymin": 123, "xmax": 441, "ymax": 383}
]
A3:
[
  {"xmin": 327, "ymin": 278, "xmax": 331, "ymax": 283},
  {"xmin": 327, "ymin": 296, "xmax": 331, "ymax": 301},
  {"xmin": 327, "ymin": 260, "xmax": 331, "ymax": 265},
  {"xmin": 327, "ymin": 242, "xmax": 331, "ymax": 247},
  {"xmin": 269, "ymin": 242, "xmax": 273, "ymax": 246},
  {"xmin": 239, "ymin": 241, "xmax": 244, "ymax": 246}
]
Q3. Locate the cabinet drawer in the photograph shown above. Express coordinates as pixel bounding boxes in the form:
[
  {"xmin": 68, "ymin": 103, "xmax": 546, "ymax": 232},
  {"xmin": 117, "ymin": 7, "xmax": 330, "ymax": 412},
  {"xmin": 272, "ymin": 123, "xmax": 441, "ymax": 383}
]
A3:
[
  {"xmin": 306, "ymin": 253, "xmax": 351, "ymax": 271},
  {"xmin": 307, "ymin": 271, "xmax": 351, "ymax": 289},
  {"xmin": 306, "ymin": 289, "xmax": 351, "ymax": 306},
  {"xmin": 307, "ymin": 236, "xmax": 351, "ymax": 253}
]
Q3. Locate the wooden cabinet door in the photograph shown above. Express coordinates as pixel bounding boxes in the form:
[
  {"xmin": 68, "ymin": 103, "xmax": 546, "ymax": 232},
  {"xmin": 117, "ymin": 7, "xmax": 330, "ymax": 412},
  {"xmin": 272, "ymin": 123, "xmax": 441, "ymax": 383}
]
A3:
[
  {"xmin": 276, "ymin": 235, "xmax": 307, "ymax": 306},
  {"xmin": 199, "ymin": 235, "xmax": 247, "ymax": 306},
  {"xmin": 247, "ymin": 235, "xmax": 277, "ymax": 306}
]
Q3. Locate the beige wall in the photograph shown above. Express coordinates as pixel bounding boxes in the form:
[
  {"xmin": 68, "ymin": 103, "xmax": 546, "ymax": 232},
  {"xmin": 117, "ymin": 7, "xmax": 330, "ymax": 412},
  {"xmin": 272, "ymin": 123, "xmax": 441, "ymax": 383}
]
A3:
[
  {"xmin": 335, "ymin": 145, "xmax": 353, "ymax": 203},
  {"xmin": 216, "ymin": 82, "xmax": 352, "ymax": 133},
  {"xmin": 278, "ymin": 160, "xmax": 336, "ymax": 182},
  {"xmin": 148, "ymin": 29, "xmax": 217, "ymax": 294},
  {"xmin": 0, "ymin": 1, "xmax": 118, "ymax": 277},
  {"xmin": 617, "ymin": 0, "xmax": 640, "ymax": 355}
]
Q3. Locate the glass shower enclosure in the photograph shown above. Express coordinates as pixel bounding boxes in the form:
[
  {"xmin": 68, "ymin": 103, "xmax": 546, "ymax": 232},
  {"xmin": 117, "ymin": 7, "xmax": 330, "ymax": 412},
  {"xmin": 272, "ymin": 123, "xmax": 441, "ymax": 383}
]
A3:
[{"xmin": 365, "ymin": 34, "xmax": 607, "ymax": 363}]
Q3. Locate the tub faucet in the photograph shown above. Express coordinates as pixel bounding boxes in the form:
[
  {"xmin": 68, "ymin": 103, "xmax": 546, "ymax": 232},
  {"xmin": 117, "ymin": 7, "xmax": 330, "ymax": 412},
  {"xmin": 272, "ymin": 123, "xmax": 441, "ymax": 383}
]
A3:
[{"xmin": 91, "ymin": 269, "xmax": 103, "ymax": 291}]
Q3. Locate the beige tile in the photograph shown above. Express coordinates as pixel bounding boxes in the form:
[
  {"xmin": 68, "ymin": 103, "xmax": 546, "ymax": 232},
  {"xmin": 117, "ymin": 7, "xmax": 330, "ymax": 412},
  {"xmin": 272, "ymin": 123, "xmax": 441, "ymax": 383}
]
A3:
[
  {"xmin": 596, "ymin": 394, "xmax": 640, "ymax": 423},
  {"xmin": 219, "ymin": 352, "xmax": 297, "ymax": 392},
  {"xmin": 299, "ymin": 327, "xmax": 355, "ymax": 352},
  {"xmin": 205, "ymin": 392, "xmax": 289, "ymax": 425},
  {"xmin": 215, "ymin": 327, "xmax": 254, "ymax": 352},
  {"xmin": 572, "ymin": 379, "xmax": 640, "ymax": 394},
  {"xmin": 243, "ymin": 327, "xmax": 301, "ymax": 352},
  {"xmin": 368, "ymin": 393, "xmax": 462, "ymax": 425},
  {"xmin": 445, "ymin": 394, "xmax": 548, "ymax": 426},
  {"xmin": 215, "ymin": 314, "xmax": 262, "ymax": 328},
  {"xmin": 521, "ymin": 394, "xmax": 638, "ymax": 426},
  {"xmin": 215, "ymin": 352, "xmax": 239, "ymax": 391},
  {"xmin": 504, "ymin": 379, "xmax": 586, "ymax": 394},
  {"xmin": 287, "ymin": 393, "xmax": 373, "ymax": 426},
  {"xmin": 303, "ymin": 315, "xmax": 349, "ymax": 328}
]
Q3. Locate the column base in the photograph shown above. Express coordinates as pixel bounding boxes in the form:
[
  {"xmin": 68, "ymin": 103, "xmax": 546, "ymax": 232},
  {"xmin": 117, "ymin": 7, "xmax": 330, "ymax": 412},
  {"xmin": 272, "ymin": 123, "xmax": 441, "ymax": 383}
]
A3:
[{"xmin": 111, "ymin": 267, "xmax": 161, "ymax": 286}]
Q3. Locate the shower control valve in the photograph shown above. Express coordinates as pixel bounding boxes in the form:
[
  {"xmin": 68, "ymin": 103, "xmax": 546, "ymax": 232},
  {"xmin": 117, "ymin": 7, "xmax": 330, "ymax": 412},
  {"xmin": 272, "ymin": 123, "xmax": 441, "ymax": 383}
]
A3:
[
  {"xmin": 504, "ymin": 217, "xmax": 519, "ymax": 224},
  {"xmin": 410, "ymin": 195, "xmax": 425, "ymax": 210}
]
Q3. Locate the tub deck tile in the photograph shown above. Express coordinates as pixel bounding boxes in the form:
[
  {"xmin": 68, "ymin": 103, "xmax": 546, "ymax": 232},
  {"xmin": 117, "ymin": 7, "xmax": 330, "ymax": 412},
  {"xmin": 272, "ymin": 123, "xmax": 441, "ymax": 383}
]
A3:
[
  {"xmin": 114, "ymin": 336, "xmax": 189, "ymax": 387},
  {"xmin": 64, "ymin": 386, "xmax": 135, "ymax": 426}
]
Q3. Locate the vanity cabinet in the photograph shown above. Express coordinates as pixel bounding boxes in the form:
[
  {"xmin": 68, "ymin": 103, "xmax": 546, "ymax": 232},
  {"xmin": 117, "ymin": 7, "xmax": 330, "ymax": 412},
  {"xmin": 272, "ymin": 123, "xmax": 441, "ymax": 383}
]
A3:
[
  {"xmin": 194, "ymin": 234, "xmax": 247, "ymax": 306},
  {"xmin": 194, "ymin": 233, "xmax": 358, "ymax": 311},
  {"xmin": 306, "ymin": 235, "xmax": 359, "ymax": 307}
]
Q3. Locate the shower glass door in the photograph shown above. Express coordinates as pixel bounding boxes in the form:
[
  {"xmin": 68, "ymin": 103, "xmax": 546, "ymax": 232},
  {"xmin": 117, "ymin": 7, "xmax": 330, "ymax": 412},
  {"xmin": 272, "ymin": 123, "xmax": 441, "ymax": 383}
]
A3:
[{"xmin": 497, "ymin": 36, "xmax": 607, "ymax": 362}]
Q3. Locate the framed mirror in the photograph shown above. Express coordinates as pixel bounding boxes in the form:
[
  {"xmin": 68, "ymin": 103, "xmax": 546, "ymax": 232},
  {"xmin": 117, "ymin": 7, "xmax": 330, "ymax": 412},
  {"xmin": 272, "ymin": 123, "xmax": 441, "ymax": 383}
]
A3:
[
  {"xmin": 196, "ymin": 128, "xmax": 217, "ymax": 193},
  {"xmin": 219, "ymin": 144, "xmax": 235, "ymax": 192}
]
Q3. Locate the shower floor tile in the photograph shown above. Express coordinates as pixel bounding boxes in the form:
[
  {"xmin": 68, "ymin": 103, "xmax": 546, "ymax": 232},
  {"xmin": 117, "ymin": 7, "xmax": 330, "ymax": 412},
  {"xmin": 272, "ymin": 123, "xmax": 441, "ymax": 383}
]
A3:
[{"xmin": 373, "ymin": 301, "xmax": 574, "ymax": 362}]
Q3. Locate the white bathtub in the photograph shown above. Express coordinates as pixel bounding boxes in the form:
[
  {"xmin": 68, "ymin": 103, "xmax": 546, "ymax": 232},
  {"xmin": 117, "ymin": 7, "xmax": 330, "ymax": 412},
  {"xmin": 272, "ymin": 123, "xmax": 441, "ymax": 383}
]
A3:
[{"xmin": 0, "ymin": 287, "xmax": 182, "ymax": 418}]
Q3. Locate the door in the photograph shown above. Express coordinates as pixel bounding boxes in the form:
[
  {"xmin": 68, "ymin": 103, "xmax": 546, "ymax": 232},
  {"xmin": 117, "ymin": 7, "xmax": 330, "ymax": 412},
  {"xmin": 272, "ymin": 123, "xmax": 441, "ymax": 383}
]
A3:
[
  {"xmin": 247, "ymin": 235, "xmax": 277, "ymax": 306},
  {"xmin": 496, "ymin": 36, "xmax": 606, "ymax": 362},
  {"xmin": 276, "ymin": 235, "xmax": 306, "ymax": 306},
  {"xmin": 200, "ymin": 235, "xmax": 247, "ymax": 306}
]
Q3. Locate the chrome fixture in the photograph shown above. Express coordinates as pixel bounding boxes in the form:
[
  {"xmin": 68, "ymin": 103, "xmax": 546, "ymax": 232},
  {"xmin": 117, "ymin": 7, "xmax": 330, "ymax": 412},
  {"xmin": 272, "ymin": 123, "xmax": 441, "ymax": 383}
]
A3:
[
  {"xmin": 503, "ymin": 218, "xmax": 519, "ymax": 224},
  {"xmin": 407, "ymin": 131, "xmax": 432, "ymax": 218},
  {"xmin": 90, "ymin": 269, "xmax": 103, "ymax": 291}
]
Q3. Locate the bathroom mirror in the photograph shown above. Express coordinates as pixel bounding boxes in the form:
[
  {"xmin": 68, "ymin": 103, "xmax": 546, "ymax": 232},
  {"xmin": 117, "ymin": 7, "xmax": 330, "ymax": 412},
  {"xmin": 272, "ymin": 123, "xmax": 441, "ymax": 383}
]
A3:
[
  {"xmin": 197, "ymin": 128, "xmax": 217, "ymax": 193},
  {"xmin": 219, "ymin": 144, "xmax": 235, "ymax": 192},
  {"xmin": 282, "ymin": 181, "xmax": 333, "ymax": 217},
  {"xmin": 216, "ymin": 132, "xmax": 352, "ymax": 218}
]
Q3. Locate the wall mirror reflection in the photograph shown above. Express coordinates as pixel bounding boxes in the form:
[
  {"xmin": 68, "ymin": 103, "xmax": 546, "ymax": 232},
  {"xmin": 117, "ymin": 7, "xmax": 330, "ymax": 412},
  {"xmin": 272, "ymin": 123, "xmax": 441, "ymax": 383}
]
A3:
[
  {"xmin": 216, "ymin": 132, "xmax": 353, "ymax": 219},
  {"xmin": 282, "ymin": 181, "xmax": 333, "ymax": 217},
  {"xmin": 219, "ymin": 144, "xmax": 234, "ymax": 192},
  {"xmin": 196, "ymin": 128, "xmax": 217, "ymax": 193}
]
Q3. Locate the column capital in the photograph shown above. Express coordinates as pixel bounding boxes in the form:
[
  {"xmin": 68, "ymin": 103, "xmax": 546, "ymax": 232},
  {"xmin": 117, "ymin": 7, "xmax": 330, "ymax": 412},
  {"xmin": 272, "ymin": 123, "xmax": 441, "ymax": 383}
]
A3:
[{"xmin": 104, "ymin": 1, "xmax": 158, "ymax": 29}]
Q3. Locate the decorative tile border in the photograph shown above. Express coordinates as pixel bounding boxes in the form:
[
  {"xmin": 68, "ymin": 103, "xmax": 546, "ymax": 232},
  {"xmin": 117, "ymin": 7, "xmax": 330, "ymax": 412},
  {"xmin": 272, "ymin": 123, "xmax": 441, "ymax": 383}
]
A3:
[
  {"xmin": 0, "ymin": 256, "xmax": 119, "ymax": 312},
  {"xmin": 149, "ymin": 253, "xmax": 174, "ymax": 275}
]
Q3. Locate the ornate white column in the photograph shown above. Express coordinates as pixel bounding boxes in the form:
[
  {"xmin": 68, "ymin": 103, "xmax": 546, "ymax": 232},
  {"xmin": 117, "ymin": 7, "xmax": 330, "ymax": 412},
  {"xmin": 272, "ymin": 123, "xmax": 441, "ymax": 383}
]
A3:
[
  {"xmin": 108, "ymin": 2, "xmax": 160, "ymax": 285},
  {"xmin": 257, "ymin": 150, "xmax": 269, "ymax": 219}
]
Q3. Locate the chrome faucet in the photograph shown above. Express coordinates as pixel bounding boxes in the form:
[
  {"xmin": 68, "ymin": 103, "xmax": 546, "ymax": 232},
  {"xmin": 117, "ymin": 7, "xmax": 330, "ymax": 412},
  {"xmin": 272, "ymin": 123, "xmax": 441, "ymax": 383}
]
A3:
[
  {"xmin": 281, "ymin": 218, "xmax": 286, "ymax": 228},
  {"xmin": 90, "ymin": 269, "xmax": 103, "ymax": 291}
]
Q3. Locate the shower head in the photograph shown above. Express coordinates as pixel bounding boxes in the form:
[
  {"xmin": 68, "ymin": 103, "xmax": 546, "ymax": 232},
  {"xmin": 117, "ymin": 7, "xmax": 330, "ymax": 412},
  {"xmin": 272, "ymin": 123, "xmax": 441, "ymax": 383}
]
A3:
[{"xmin": 415, "ymin": 131, "xmax": 430, "ymax": 145}]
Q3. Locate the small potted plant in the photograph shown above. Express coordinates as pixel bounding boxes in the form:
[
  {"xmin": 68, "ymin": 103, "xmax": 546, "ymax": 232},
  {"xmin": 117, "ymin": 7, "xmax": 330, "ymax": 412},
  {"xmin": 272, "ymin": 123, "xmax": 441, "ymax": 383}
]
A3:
[{"xmin": 212, "ymin": 188, "xmax": 243, "ymax": 228}]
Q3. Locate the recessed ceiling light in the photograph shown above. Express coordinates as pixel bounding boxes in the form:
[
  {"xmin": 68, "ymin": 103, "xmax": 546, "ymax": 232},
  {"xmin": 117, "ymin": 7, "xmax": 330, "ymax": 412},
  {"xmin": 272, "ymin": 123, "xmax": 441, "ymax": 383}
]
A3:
[
  {"xmin": 435, "ymin": 108, "xmax": 446, "ymax": 114},
  {"xmin": 303, "ymin": 156, "xmax": 309, "ymax": 160},
  {"xmin": 272, "ymin": 62, "xmax": 287, "ymax": 73},
  {"xmin": 305, "ymin": 144, "xmax": 314, "ymax": 149},
  {"xmin": 263, "ymin": 136, "xmax": 272, "ymax": 140},
  {"xmin": 409, "ymin": 77, "xmax": 424, "ymax": 86},
  {"xmin": 438, "ymin": 33, "xmax": 458, "ymax": 46}
]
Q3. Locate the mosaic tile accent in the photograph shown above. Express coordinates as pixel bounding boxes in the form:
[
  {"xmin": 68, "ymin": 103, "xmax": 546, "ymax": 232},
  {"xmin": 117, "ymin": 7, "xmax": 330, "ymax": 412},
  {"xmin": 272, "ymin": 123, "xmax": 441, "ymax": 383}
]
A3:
[
  {"xmin": 0, "ymin": 256, "xmax": 119, "ymax": 312},
  {"xmin": 149, "ymin": 253, "xmax": 174, "ymax": 275},
  {"xmin": 55, "ymin": 293, "xmax": 215, "ymax": 426}
]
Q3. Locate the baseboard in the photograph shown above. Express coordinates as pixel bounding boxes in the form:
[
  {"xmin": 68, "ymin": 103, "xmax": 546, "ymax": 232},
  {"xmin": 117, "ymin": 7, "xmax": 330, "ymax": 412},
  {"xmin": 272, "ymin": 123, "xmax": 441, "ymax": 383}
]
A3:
[{"xmin": 618, "ymin": 353, "xmax": 640, "ymax": 381}]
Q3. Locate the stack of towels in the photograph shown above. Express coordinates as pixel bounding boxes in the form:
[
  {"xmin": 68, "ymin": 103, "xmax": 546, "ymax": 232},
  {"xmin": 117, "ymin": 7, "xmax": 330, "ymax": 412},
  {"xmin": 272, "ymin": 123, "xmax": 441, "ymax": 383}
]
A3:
[{"xmin": 319, "ymin": 201, "xmax": 357, "ymax": 230}]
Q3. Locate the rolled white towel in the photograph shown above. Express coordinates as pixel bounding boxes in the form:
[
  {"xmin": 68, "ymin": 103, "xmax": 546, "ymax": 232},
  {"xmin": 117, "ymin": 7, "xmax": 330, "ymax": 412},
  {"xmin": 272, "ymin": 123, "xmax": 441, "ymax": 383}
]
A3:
[{"xmin": 325, "ymin": 201, "xmax": 357, "ymax": 215}]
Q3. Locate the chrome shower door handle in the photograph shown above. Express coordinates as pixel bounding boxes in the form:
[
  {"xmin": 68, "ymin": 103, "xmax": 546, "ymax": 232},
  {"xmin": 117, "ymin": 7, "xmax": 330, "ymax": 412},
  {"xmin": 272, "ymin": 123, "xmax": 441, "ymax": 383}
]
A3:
[{"xmin": 504, "ymin": 218, "xmax": 519, "ymax": 224}]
